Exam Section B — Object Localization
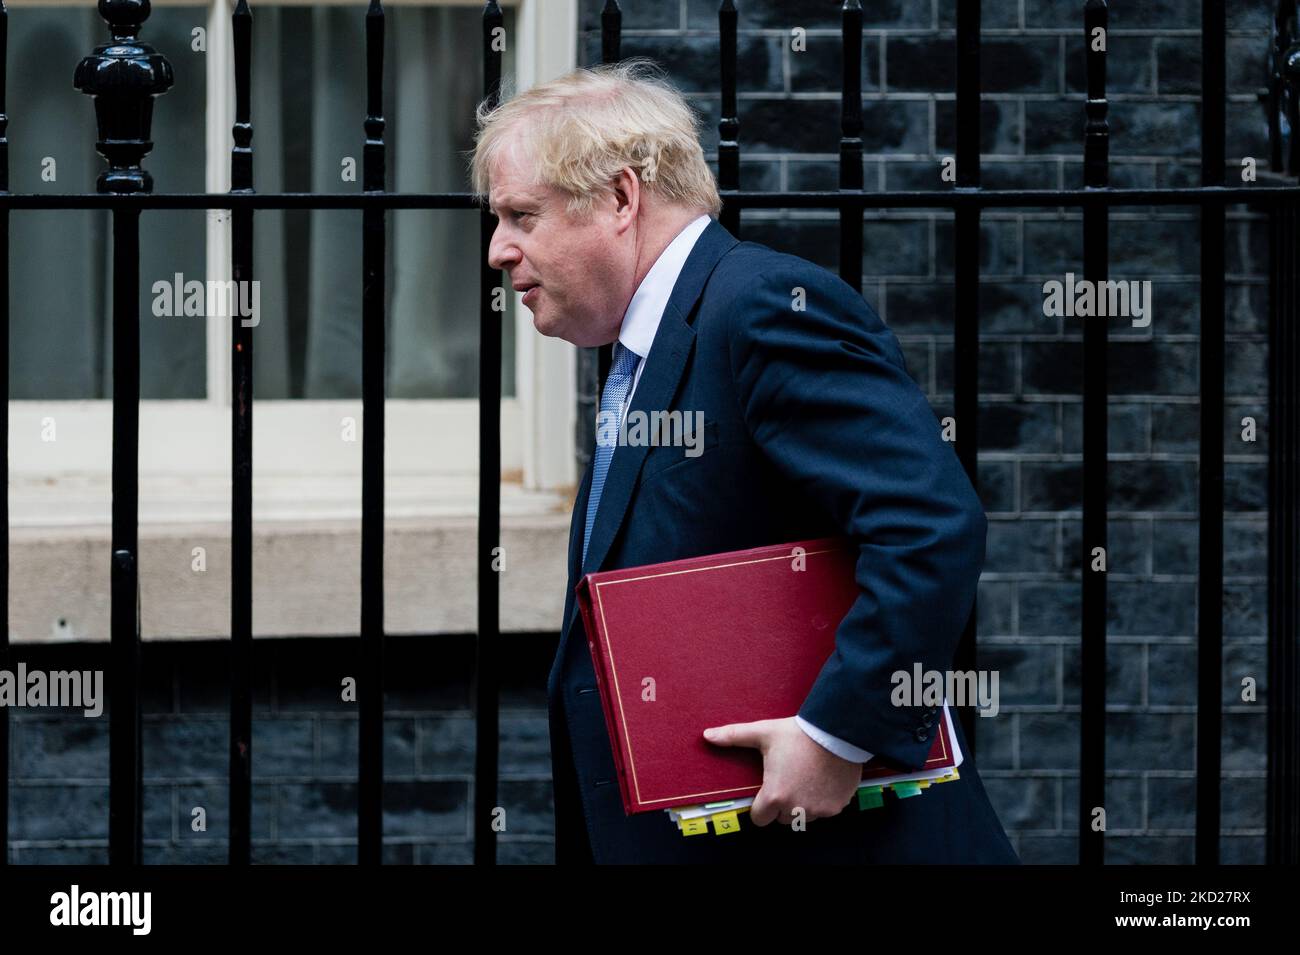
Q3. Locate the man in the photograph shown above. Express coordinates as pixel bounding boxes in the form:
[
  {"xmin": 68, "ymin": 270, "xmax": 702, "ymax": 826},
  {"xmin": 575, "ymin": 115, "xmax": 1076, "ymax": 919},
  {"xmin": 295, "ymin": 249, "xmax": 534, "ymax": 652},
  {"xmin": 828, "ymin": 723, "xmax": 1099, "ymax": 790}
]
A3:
[{"xmin": 474, "ymin": 60, "xmax": 1019, "ymax": 864}]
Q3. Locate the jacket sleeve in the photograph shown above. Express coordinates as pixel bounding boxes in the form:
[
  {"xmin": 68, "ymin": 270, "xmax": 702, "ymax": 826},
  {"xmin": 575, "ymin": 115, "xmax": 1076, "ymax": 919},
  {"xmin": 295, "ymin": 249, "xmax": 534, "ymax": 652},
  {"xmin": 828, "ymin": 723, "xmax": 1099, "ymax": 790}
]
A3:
[{"xmin": 726, "ymin": 262, "xmax": 986, "ymax": 771}]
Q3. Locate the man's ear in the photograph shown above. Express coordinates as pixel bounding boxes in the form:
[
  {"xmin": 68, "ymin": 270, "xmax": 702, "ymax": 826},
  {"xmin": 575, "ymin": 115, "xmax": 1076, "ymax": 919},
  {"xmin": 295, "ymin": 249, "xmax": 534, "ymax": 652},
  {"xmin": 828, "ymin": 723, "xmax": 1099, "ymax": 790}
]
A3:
[{"xmin": 611, "ymin": 165, "xmax": 640, "ymax": 228}]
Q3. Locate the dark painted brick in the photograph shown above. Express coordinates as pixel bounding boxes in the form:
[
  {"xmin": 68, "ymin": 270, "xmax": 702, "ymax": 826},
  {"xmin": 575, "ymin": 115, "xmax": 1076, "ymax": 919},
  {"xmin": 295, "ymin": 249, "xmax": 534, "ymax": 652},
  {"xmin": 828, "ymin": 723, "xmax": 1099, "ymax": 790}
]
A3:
[
  {"xmin": 1146, "ymin": 642, "xmax": 1197, "ymax": 706},
  {"xmin": 1066, "ymin": 35, "xmax": 1155, "ymax": 94},
  {"xmin": 1105, "ymin": 835, "xmax": 1195, "ymax": 864},
  {"xmin": 976, "ymin": 403, "xmax": 1058, "ymax": 454},
  {"xmin": 316, "ymin": 715, "xmax": 429, "ymax": 776},
  {"xmin": 982, "ymin": 39, "xmax": 1061, "ymax": 93},
  {"xmin": 1107, "ymin": 581, "xmax": 1198, "ymax": 636},
  {"xmin": 788, "ymin": 157, "xmax": 880, "ymax": 190},
  {"xmin": 1025, "ymin": 0, "xmax": 1199, "ymax": 30},
  {"xmin": 417, "ymin": 842, "xmax": 475, "ymax": 864},
  {"xmin": 1062, "ymin": 641, "xmax": 1145, "ymax": 707},
  {"xmin": 978, "ymin": 460, "xmax": 1016, "ymax": 513},
  {"xmin": 789, "ymin": 37, "xmax": 880, "ymax": 93},
  {"xmin": 14, "ymin": 846, "xmax": 108, "ymax": 865},
  {"xmin": 935, "ymin": 217, "xmax": 1021, "ymax": 277},
  {"xmin": 416, "ymin": 715, "xmax": 477, "ymax": 775},
  {"xmin": 687, "ymin": 0, "xmax": 856, "ymax": 30},
  {"xmin": 1016, "ymin": 834, "xmax": 1078, "ymax": 863},
  {"xmin": 143, "ymin": 718, "xmax": 226, "ymax": 780},
  {"xmin": 936, "ymin": 98, "xmax": 1022, "ymax": 154},
  {"xmin": 1108, "ymin": 712, "xmax": 1197, "ymax": 769},
  {"xmin": 982, "ymin": 774, "xmax": 1056, "ymax": 829},
  {"xmin": 497, "ymin": 778, "xmax": 555, "ymax": 835},
  {"xmin": 1061, "ymin": 402, "xmax": 1149, "ymax": 455},
  {"xmin": 985, "ymin": 518, "xmax": 1057, "ymax": 574},
  {"xmin": 1019, "ymin": 582, "xmax": 1080, "ymax": 636},
  {"xmin": 977, "ymin": 641, "xmax": 1057, "ymax": 706},
  {"xmin": 615, "ymin": 34, "xmax": 784, "ymax": 94},
  {"xmin": 934, "ymin": 342, "xmax": 1018, "ymax": 395},
  {"xmin": 1147, "ymin": 774, "xmax": 1195, "ymax": 828},
  {"xmin": 1063, "ymin": 773, "xmax": 1143, "ymax": 832},
  {"xmin": 500, "ymin": 713, "xmax": 552, "ymax": 774},
  {"xmin": 1222, "ymin": 711, "xmax": 1267, "ymax": 770},
  {"xmin": 382, "ymin": 780, "xmax": 468, "ymax": 838},
  {"xmin": 1019, "ymin": 712, "xmax": 1080, "ymax": 768},
  {"xmin": 976, "ymin": 580, "xmax": 1016, "ymax": 634},
  {"xmin": 937, "ymin": 0, "xmax": 1021, "ymax": 29},
  {"xmin": 1224, "ymin": 583, "xmax": 1267, "ymax": 638},
  {"xmin": 1220, "ymin": 836, "xmax": 1265, "ymax": 864},
  {"xmin": 1231, "ymin": 636, "xmax": 1268, "ymax": 712},
  {"xmin": 254, "ymin": 718, "xmax": 316, "ymax": 777},
  {"xmin": 13, "ymin": 718, "xmax": 108, "ymax": 780},
  {"xmin": 314, "ymin": 842, "xmax": 415, "ymax": 865},
  {"xmin": 498, "ymin": 840, "xmax": 557, "ymax": 864},
  {"xmin": 1225, "ymin": 461, "xmax": 1267, "ymax": 512},
  {"xmin": 11, "ymin": 784, "xmax": 108, "ymax": 840},
  {"xmin": 580, "ymin": 0, "xmax": 680, "ymax": 31}
]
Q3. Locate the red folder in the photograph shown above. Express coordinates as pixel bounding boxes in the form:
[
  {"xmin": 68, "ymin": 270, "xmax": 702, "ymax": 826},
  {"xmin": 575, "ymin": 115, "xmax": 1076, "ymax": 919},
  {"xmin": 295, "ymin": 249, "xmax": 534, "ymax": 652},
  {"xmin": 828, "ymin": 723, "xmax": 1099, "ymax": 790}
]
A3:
[{"xmin": 576, "ymin": 537, "xmax": 958, "ymax": 815}]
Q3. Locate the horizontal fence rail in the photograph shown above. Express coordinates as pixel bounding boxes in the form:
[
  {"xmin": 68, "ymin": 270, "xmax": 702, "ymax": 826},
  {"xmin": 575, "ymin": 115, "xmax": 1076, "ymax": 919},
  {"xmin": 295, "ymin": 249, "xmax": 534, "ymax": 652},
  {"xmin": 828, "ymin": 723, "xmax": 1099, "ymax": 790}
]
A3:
[{"xmin": 0, "ymin": 0, "xmax": 1296, "ymax": 867}]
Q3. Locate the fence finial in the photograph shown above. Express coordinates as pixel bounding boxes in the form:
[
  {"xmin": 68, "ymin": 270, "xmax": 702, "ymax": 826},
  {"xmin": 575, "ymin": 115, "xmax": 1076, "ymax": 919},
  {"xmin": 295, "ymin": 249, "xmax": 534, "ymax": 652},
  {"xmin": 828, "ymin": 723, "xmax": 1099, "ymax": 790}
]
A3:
[{"xmin": 73, "ymin": 0, "xmax": 173, "ymax": 194}]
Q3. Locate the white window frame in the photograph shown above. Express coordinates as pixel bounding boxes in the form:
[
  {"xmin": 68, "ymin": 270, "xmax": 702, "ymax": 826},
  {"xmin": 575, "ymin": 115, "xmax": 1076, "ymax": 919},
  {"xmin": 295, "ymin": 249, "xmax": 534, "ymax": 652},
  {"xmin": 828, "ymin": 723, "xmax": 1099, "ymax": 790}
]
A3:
[{"xmin": 8, "ymin": 0, "xmax": 578, "ymax": 527}]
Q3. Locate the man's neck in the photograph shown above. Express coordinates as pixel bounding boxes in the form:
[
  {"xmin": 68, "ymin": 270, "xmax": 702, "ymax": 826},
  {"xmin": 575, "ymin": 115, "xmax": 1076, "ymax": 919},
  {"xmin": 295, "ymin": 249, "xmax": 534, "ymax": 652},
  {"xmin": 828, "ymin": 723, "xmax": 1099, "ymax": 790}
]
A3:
[{"xmin": 630, "ymin": 207, "xmax": 707, "ymax": 293}]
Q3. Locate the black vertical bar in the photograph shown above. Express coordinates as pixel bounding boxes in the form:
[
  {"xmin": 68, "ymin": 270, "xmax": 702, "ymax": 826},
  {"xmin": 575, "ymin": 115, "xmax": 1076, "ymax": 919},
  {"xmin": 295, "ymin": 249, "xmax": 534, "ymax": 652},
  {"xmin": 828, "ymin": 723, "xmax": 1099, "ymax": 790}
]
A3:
[
  {"xmin": 75, "ymin": 0, "xmax": 173, "ymax": 866},
  {"xmin": 595, "ymin": 0, "xmax": 624, "ymax": 392},
  {"xmin": 951, "ymin": 0, "xmax": 981, "ymax": 751},
  {"xmin": 838, "ymin": 1, "xmax": 863, "ymax": 291},
  {"xmin": 0, "ymin": 0, "xmax": 8, "ymax": 869},
  {"xmin": 1266, "ymin": 194, "xmax": 1299, "ymax": 864},
  {"xmin": 1080, "ymin": 0, "xmax": 1109, "ymax": 868},
  {"xmin": 474, "ymin": 0, "xmax": 504, "ymax": 867},
  {"xmin": 718, "ymin": 0, "xmax": 739, "ymax": 239},
  {"xmin": 108, "ymin": 216, "xmax": 142, "ymax": 866},
  {"xmin": 359, "ymin": 0, "xmax": 387, "ymax": 866},
  {"xmin": 228, "ymin": 0, "xmax": 254, "ymax": 867},
  {"xmin": 1197, "ymin": 0, "xmax": 1225, "ymax": 866}
]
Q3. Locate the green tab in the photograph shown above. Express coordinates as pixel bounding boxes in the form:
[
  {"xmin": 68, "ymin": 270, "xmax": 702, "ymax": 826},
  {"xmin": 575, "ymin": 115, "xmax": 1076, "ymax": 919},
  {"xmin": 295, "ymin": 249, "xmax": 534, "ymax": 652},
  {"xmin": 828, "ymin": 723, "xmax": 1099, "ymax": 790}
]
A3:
[
  {"xmin": 892, "ymin": 782, "xmax": 923, "ymax": 799},
  {"xmin": 857, "ymin": 787, "xmax": 885, "ymax": 810}
]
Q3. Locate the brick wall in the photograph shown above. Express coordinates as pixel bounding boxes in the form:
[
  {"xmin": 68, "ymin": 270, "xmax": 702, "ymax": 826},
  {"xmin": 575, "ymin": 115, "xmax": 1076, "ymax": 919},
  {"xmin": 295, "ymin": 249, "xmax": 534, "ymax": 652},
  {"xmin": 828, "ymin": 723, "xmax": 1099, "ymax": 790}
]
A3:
[{"xmin": 6, "ymin": 637, "xmax": 557, "ymax": 864}]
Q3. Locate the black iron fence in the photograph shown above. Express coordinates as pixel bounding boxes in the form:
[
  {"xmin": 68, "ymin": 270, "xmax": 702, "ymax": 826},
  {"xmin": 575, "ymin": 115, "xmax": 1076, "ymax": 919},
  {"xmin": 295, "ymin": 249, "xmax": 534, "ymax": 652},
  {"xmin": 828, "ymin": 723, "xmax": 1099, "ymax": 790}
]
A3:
[{"xmin": 0, "ymin": 0, "xmax": 1296, "ymax": 866}]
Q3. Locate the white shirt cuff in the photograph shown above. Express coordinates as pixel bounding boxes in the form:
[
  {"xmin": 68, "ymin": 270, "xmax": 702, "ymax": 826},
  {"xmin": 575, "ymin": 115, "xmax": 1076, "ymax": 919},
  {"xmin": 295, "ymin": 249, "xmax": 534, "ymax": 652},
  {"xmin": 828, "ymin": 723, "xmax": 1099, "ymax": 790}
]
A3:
[{"xmin": 794, "ymin": 715, "xmax": 874, "ymax": 763}]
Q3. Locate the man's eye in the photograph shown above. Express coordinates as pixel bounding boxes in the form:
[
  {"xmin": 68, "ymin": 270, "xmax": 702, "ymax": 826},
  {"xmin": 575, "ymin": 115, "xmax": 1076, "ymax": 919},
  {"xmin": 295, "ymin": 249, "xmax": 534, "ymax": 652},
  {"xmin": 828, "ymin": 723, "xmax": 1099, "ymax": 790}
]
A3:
[{"xmin": 512, "ymin": 211, "xmax": 530, "ymax": 220}]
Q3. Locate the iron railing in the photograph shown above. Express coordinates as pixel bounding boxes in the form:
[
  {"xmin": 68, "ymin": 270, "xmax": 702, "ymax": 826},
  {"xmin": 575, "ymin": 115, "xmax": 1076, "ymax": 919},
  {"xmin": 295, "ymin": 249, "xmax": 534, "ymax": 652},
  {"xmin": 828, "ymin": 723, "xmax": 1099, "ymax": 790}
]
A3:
[{"xmin": 0, "ymin": 0, "xmax": 1296, "ymax": 866}]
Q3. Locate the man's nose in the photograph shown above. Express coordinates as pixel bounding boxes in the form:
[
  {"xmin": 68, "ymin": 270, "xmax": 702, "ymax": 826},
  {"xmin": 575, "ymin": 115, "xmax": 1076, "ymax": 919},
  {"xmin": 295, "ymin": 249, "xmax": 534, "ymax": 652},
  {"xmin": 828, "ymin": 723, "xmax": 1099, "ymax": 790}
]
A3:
[{"xmin": 487, "ymin": 221, "xmax": 519, "ymax": 271}]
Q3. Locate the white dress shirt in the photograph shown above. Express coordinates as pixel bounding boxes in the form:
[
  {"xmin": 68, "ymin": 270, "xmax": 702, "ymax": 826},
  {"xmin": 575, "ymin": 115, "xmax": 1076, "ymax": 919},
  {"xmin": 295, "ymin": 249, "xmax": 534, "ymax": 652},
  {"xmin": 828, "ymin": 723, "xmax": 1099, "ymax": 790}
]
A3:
[{"xmin": 608, "ymin": 212, "xmax": 875, "ymax": 765}]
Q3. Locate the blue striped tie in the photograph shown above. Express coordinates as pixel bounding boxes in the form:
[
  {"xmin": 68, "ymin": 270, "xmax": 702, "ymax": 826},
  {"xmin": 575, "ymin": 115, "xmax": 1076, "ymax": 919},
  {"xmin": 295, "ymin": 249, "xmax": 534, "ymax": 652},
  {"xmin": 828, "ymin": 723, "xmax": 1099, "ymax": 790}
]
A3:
[{"xmin": 583, "ymin": 342, "xmax": 641, "ymax": 568}]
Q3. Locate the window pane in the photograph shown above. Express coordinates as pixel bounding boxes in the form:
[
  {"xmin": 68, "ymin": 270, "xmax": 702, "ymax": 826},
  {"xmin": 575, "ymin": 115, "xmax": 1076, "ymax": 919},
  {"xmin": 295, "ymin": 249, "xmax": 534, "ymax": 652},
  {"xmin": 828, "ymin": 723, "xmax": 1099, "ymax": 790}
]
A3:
[
  {"xmin": 7, "ymin": 6, "xmax": 206, "ymax": 400},
  {"xmin": 250, "ymin": 4, "xmax": 516, "ymax": 399}
]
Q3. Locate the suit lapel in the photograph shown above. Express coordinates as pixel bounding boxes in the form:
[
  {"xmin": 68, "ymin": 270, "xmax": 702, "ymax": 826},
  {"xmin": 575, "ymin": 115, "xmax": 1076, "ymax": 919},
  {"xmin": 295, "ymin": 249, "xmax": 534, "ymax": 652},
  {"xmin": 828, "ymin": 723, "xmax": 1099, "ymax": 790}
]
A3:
[{"xmin": 562, "ymin": 219, "xmax": 740, "ymax": 640}]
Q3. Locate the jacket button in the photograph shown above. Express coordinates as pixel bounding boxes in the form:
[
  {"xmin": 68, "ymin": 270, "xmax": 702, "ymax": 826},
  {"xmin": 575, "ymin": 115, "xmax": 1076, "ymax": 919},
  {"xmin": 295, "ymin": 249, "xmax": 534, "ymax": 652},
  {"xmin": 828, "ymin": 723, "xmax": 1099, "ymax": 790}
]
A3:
[
  {"xmin": 921, "ymin": 711, "xmax": 935, "ymax": 726},
  {"xmin": 914, "ymin": 727, "xmax": 930, "ymax": 742}
]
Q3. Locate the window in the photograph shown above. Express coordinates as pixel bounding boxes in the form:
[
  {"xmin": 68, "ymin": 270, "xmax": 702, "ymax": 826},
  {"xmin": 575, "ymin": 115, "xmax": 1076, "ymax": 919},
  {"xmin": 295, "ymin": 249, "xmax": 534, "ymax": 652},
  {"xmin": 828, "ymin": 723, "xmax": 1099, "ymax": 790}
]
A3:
[{"xmin": 8, "ymin": 0, "xmax": 579, "ymax": 640}]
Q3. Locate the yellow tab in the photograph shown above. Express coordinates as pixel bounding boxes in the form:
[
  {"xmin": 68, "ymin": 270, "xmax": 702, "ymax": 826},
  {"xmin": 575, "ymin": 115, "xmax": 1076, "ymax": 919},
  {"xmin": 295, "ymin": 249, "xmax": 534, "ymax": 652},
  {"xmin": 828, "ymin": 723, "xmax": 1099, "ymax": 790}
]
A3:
[
  {"xmin": 711, "ymin": 810, "xmax": 742, "ymax": 834},
  {"xmin": 918, "ymin": 780, "xmax": 932, "ymax": 789},
  {"xmin": 680, "ymin": 817, "xmax": 710, "ymax": 836}
]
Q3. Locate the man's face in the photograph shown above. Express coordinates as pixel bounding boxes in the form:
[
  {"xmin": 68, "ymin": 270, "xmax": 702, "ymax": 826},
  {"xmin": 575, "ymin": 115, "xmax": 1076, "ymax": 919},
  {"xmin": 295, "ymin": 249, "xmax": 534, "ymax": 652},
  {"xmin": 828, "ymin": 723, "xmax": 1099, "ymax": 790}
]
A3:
[{"xmin": 485, "ymin": 139, "xmax": 630, "ymax": 347}]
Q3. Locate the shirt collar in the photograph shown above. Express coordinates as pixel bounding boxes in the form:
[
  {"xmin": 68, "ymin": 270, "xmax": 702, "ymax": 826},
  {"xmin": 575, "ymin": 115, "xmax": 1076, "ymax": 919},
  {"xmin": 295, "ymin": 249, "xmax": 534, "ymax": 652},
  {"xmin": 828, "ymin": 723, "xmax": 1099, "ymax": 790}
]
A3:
[{"xmin": 617, "ymin": 213, "xmax": 713, "ymax": 360}]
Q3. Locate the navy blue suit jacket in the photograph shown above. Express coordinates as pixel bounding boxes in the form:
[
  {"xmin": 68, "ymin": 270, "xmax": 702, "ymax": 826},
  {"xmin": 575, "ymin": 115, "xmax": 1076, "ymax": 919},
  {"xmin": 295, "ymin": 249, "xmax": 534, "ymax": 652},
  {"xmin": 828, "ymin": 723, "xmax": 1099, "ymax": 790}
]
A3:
[{"xmin": 546, "ymin": 218, "xmax": 1019, "ymax": 864}]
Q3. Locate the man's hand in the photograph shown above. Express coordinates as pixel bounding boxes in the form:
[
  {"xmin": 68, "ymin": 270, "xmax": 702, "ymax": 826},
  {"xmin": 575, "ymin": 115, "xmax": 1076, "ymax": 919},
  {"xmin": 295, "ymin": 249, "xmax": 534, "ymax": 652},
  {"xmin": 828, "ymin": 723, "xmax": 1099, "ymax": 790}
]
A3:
[{"xmin": 702, "ymin": 717, "xmax": 863, "ymax": 827}]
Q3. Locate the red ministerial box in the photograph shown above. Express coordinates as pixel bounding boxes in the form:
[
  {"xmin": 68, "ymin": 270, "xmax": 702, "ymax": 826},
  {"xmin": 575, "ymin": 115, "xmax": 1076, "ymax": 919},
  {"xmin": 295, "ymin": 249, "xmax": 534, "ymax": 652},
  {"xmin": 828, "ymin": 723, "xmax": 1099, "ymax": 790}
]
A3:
[{"xmin": 576, "ymin": 537, "xmax": 957, "ymax": 815}]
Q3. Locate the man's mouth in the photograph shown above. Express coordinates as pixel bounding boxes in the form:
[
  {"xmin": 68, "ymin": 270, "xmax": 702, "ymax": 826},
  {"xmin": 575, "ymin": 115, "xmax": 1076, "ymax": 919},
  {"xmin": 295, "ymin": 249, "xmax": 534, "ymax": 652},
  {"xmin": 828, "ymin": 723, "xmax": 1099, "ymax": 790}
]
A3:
[{"xmin": 521, "ymin": 285, "xmax": 540, "ymax": 306}]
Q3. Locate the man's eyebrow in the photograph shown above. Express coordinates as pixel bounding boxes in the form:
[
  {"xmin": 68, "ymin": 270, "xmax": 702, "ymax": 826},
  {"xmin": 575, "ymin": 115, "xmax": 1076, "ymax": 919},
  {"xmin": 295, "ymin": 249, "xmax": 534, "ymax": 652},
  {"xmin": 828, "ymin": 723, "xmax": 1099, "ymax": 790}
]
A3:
[{"xmin": 488, "ymin": 194, "xmax": 537, "ymax": 217}]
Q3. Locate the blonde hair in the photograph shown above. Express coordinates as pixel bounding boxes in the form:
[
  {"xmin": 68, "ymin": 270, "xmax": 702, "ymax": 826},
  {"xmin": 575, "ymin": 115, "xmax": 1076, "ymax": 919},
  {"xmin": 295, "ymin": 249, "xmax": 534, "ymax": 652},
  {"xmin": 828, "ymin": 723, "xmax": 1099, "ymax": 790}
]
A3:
[{"xmin": 469, "ymin": 59, "xmax": 722, "ymax": 221}]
